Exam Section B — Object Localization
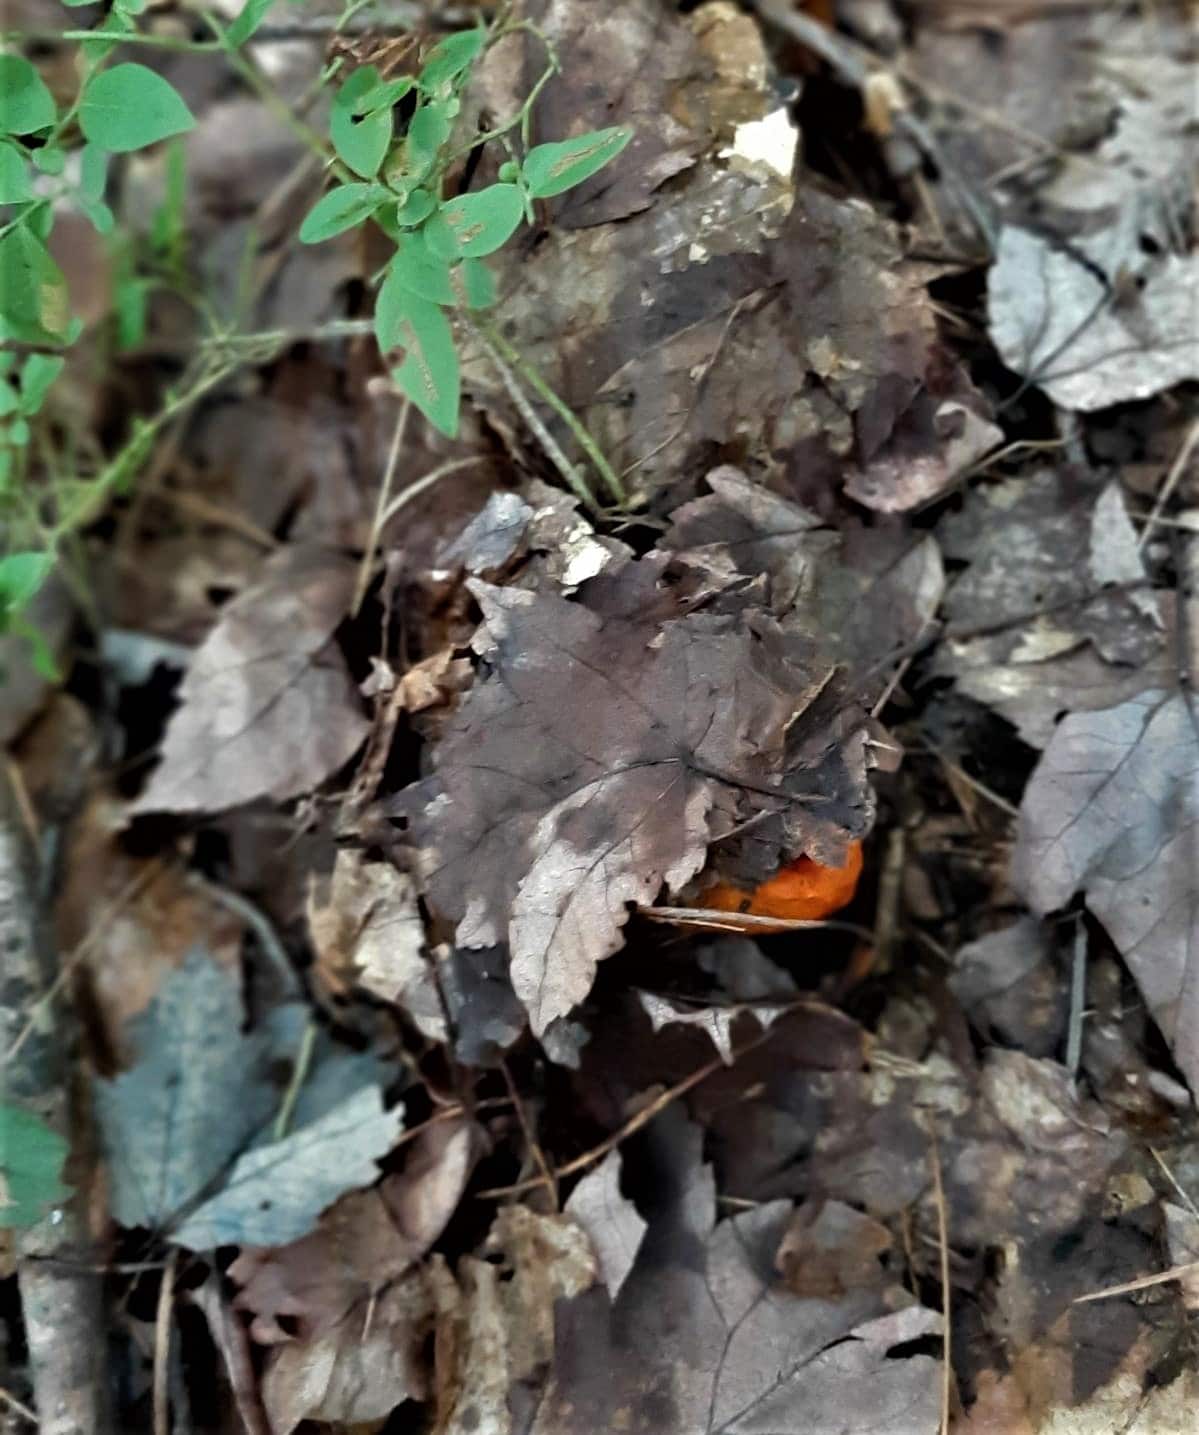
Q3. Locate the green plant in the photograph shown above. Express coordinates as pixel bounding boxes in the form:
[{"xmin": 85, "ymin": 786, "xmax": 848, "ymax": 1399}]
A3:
[
  {"xmin": 297, "ymin": 18, "xmax": 631, "ymax": 493},
  {"xmin": 0, "ymin": 1102, "xmax": 70, "ymax": 1227}
]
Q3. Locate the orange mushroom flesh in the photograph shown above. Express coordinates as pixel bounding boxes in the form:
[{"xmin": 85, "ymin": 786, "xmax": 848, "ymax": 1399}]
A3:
[{"xmin": 700, "ymin": 840, "xmax": 864, "ymax": 921}]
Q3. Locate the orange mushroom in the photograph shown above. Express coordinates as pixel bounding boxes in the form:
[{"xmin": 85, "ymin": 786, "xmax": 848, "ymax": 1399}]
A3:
[{"xmin": 700, "ymin": 840, "xmax": 864, "ymax": 921}]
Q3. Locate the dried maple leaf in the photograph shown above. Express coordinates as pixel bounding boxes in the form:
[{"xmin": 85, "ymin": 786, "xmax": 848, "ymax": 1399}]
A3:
[
  {"xmin": 401, "ymin": 557, "xmax": 871, "ymax": 1033},
  {"xmin": 130, "ymin": 547, "xmax": 368, "ymax": 815}
]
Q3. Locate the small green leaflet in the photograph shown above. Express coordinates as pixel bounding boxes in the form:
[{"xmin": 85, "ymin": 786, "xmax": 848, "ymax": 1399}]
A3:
[
  {"xmin": 357, "ymin": 75, "xmax": 414, "ymax": 114},
  {"xmin": 424, "ymin": 183, "xmax": 524, "ymax": 260},
  {"xmin": 0, "ymin": 55, "xmax": 56, "ymax": 137},
  {"xmin": 0, "ymin": 1104, "xmax": 70, "ymax": 1228},
  {"xmin": 389, "ymin": 292, "xmax": 461, "ymax": 437},
  {"xmin": 79, "ymin": 65, "xmax": 196, "ymax": 153},
  {"xmin": 299, "ymin": 182, "xmax": 388, "ymax": 244},
  {"xmin": 521, "ymin": 126, "xmax": 633, "ymax": 198},
  {"xmin": 0, "ymin": 551, "xmax": 54, "ymax": 618},
  {"xmin": 17, "ymin": 354, "xmax": 65, "ymax": 416},
  {"xmin": 382, "ymin": 234, "xmax": 457, "ymax": 309},
  {"xmin": 331, "ymin": 67, "xmax": 393, "ymax": 179},
  {"xmin": 395, "ymin": 187, "xmax": 436, "ymax": 227},
  {"xmin": 0, "ymin": 142, "xmax": 33, "ymax": 203},
  {"xmin": 0, "ymin": 225, "xmax": 71, "ymax": 345},
  {"xmin": 418, "ymin": 27, "xmax": 486, "ymax": 94},
  {"xmin": 452, "ymin": 257, "xmax": 497, "ymax": 311},
  {"xmin": 225, "ymin": 0, "xmax": 277, "ymax": 49},
  {"xmin": 80, "ymin": 9, "xmax": 136, "ymax": 63},
  {"xmin": 32, "ymin": 144, "xmax": 65, "ymax": 176},
  {"xmin": 401, "ymin": 102, "xmax": 453, "ymax": 182}
]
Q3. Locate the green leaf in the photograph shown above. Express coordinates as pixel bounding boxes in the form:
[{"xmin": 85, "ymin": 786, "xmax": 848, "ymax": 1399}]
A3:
[
  {"xmin": 225, "ymin": 0, "xmax": 277, "ymax": 49},
  {"xmin": 390, "ymin": 293, "xmax": 460, "ymax": 437},
  {"xmin": 382, "ymin": 233, "xmax": 456, "ymax": 310},
  {"xmin": 0, "ymin": 551, "xmax": 54, "ymax": 617},
  {"xmin": 32, "ymin": 144, "xmax": 65, "ymax": 175},
  {"xmin": 331, "ymin": 67, "xmax": 392, "ymax": 179},
  {"xmin": 115, "ymin": 0, "xmax": 148, "ymax": 13},
  {"xmin": 418, "ymin": 27, "xmax": 486, "ymax": 94},
  {"xmin": 115, "ymin": 276, "xmax": 149, "ymax": 350},
  {"xmin": 454, "ymin": 257, "xmax": 497, "ymax": 310},
  {"xmin": 79, "ymin": 143, "xmax": 108, "ymax": 202},
  {"xmin": 298, "ymin": 182, "xmax": 387, "ymax": 243},
  {"xmin": 0, "ymin": 225, "xmax": 70, "ymax": 345},
  {"xmin": 521, "ymin": 125, "xmax": 633, "ymax": 198},
  {"xmin": 8, "ymin": 417, "xmax": 30, "ymax": 446},
  {"xmin": 424, "ymin": 183, "xmax": 524, "ymax": 260},
  {"xmin": 0, "ymin": 383, "xmax": 17, "ymax": 418},
  {"xmin": 394, "ymin": 187, "xmax": 435, "ymax": 227},
  {"xmin": 357, "ymin": 75, "xmax": 414, "ymax": 115},
  {"xmin": 0, "ymin": 56, "xmax": 56, "ymax": 138},
  {"xmin": 402, "ymin": 101, "xmax": 452, "ymax": 181},
  {"xmin": 0, "ymin": 1104, "xmax": 70, "ymax": 1228},
  {"xmin": 79, "ymin": 64, "xmax": 196, "ymax": 153},
  {"xmin": 0, "ymin": 142, "xmax": 33, "ymax": 203},
  {"xmin": 17, "ymin": 354, "xmax": 64, "ymax": 415}
]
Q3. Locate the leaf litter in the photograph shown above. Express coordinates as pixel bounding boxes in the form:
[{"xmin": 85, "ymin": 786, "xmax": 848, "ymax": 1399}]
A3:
[{"xmin": 6, "ymin": 1, "xmax": 1199, "ymax": 1432}]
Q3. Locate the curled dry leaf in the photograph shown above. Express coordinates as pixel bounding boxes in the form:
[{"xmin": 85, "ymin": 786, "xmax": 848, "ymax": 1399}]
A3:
[
  {"xmin": 130, "ymin": 546, "xmax": 368, "ymax": 816},
  {"xmin": 306, "ymin": 848, "xmax": 444, "ymax": 1039}
]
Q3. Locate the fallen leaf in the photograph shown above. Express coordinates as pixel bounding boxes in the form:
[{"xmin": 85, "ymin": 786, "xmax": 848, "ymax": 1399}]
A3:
[
  {"xmin": 402, "ymin": 559, "xmax": 871, "ymax": 1032},
  {"xmin": 130, "ymin": 546, "xmax": 368, "ymax": 815},
  {"xmin": 93, "ymin": 950, "xmax": 275, "ymax": 1233},
  {"xmin": 637, "ymin": 991, "xmax": 788, "ymax": 1065},
  {"xmin": 306, "ymin": 848, "xmax": 444, "ymax": 1038},
  {"xmin": 950, "ymin": 917, "xmax": 1068, "ymax": 1058},
  {"xmin": 260, "ymin": 1268, "xmax": 432, "ymax": 1435},
  {"xmin": 231, "ymin": 1116, "xmax": 478, "ymax": 1343},
  {"xmin": 563, "ymin": 1150, "xmax": 646, "ymax": 1302},
  {"xmin": 988, "ymin": 228, "xmax": 1199, "ymax": 412},
  {"xmin": 171, "ymin": 1083, "xmax": 403, "ymax": 1250},
  {"xmin": 774, "ymin": 1198, "xmax": 892, "ymax": 1300},
  {"xmin": 934, "ymin": 471, "xmax": 1168, "ymax": 746},
  {"xmin": 526, "ymin": 1114, "xmax": 941, "ymax": 1434},
  {"xmin": 1011, "ymin": 690, "xmax": 1199, "ymax": 1092}
]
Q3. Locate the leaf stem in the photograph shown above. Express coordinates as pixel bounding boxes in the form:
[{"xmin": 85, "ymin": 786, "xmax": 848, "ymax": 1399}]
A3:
[{"xmin": 476, "ymin": 319, "xmax": 626, "ymax": 506}]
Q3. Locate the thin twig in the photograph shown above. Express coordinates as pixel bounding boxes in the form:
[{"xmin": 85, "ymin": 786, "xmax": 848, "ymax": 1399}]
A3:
[
  {"xmin": 1073, "ymin": 1260, "xmax": 1199, "ymax": 1304},
  {"xmin": 1149, "ymin": 1148, "xmax": 1199, "ymax": 1221},
  {"xmin": 152, "ymin": 1250, "xmax": 178, "ymax": 1435},
  {"xmin": 926, "ymin": 1124, "xmax": 952, "ymax": 1435},
  {"xmin": 273, "ymin": 1020, "xmax": 319, "ymax": 1141},
  {"xmin": 477, "ymin": 1026, "xmax": 781, "ymax": 1200},
  {"xmin": 500, "ymin": 1061, "xmax": 558, "ymax": 1210},
  {"xmin": 1138, "ymin": 417, "xmax": 1199, "ymax": 550},
  {"xmin": 353, "ymin": 400, "xmax": 411, "ymax": 616},
  {"xmin": 0, "ymin": 1388, "xmax": 38, "ymax": 1426},
  {"xmin": 380, "ymin": 455, "xmax": 487, "ymax": 527},
  {"xmin": 470, "ymin": 324, "xmax": 597, "ymax": 509},
  {"xmin": 638, "ymin": 905, "xmax": 876, "ymax": 941},
  {"xmin": 1066, "ymin": 921, "xmax": 1087, "ymax": 1078}
]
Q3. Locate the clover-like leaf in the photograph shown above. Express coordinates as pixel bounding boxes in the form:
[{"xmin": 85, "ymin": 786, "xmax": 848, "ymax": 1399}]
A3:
[
  {"xmin": 424, "ymin": 183, "xmax": 524, "ymax": 260},
  {"xmin": 79, "ymin": 64, "xmax": 195, "ymax": 152},
  {"xmin": 299, "ymin": 182, "xmax": 388, "ymax": 244},
  {"xmin": 389, "ymin": 292, "xmax": 460, "ymax": 437},
  {"xmin": 0, "ymin": 225, "xmax": 71, "ymax": 345},
  {"xmin": 331, "ymin": 67, "xmax": 392, "ymax": 179},
  {"xmin": 418, "ymin": 27, "xmax": 486, "ymax": 94},
  {"xmin": 0, "ymin": 141, "xmax": 33, "ymax": 203},
  {"xmin": 521, "ymin": 126, "xmax": 633, "ymax": 199},
  {"xmin": 0, "ymin": 55, "xmax": 56, "ymax": 137}
]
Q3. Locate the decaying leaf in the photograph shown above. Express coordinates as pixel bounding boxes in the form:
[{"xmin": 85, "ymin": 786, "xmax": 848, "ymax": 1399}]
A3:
[
  {"xmin": 93, "ymin": 951, "xmax": 275, "ymax": 1232},
  {"xmin": 563, "ymin": 1150, "xmax": 647, "ymax": 1302},
  {"xmin": 130, "ymin": 546, "xmax": 368, "ymax": 815},
  {"xmin": 526, "ymin": 1114, "xmax": 942, "ymax": 1434},
  {"xmin": 402, "ymin": 557, "xmax": 873, "ymax": 1033},
  {"xmin": 306, "ymin": 848, "xmax": 443, "ymax": 1038},
  {"xmin": 637, "ymin": 991, "xmax": 788, "ymax": 1065},
  {"xmin": 231, "ymin": 1117, "xmax": 478, "ymax": 1343},
  {"xmin": 988, "ymin": 229, "xmax": 1199, "ymax": 412},
  {"xmin": 171, "ymin": 1084, "xmax": 404, "ymax": 1250},
  {"xmin": 1011, "ymin": 690, "xmax": 1199, "ymax": 1092},
  {"xmin": 934, "ymin": 472, "xmax": 1168, "ymax": 747}
]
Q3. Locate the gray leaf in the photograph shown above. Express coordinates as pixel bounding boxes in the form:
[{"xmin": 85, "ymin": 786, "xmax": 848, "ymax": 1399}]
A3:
[
  {"xmin": 171, "ymin": 1085, "xmax": 404, "ymax": 1250},
  {"xmin": 94, "ymin": 951, "xmax": 274, "ymax": 1231}
]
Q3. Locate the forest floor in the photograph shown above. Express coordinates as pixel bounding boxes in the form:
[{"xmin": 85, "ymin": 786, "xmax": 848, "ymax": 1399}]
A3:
[{"xmin": 1, "ymin": 2, "xmax": 1197, "ymax": 1433}]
